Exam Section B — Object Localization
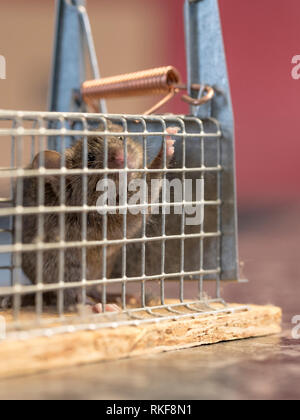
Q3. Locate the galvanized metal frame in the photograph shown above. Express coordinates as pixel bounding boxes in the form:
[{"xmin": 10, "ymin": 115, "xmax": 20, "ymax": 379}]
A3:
[{"xmin": 184, "ymin": 0, "xmax": 240, "ymax": 281}]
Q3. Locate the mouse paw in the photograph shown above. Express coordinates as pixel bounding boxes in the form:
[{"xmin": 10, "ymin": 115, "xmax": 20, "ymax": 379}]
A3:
[
  {"xmin": 166, "ymin": 126, "xmax": 180, "ymax": 136},
  {"xmin": 166, "ymin": 139, "xmax": 175, "ymax": 158},
  {"xmin": 76, "ymin": 297, "xmax": 121, "ymax": 316},
  {"xmin": 92, "ymin": 303, "xmax": 121, "ymax": 314},
  {"xmin": 166, "ymin": 127, "xmax": 179, "ymax": 158}
]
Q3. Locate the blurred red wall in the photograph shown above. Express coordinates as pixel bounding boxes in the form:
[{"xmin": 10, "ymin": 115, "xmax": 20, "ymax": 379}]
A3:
[{"xmin": 166, "ymin": 0, "xmax": 300, "ymax": 207}]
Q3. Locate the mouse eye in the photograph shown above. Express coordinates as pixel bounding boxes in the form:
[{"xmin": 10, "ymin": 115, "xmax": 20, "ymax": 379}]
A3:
[
  {"xmin": 87, "ymin": 152, "xmax": 96, "ymax": 166},
  {"xmin": 118, "ymin": 136, "xmax": 124, "ymax": 141}
]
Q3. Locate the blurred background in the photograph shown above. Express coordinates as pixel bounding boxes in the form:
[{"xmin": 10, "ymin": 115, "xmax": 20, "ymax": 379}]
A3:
[{"xmin": 0, "ymin": 0, "xmax": 299, "ymax": 321}]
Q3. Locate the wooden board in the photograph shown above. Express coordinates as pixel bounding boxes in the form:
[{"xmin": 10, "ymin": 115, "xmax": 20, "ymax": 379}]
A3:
[{"xmin": 0, "ymin": 304, "xmax": 281, "ymax": 378}]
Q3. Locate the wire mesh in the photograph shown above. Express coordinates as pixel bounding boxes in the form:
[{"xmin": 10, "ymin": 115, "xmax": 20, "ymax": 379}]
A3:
[{"xmin": 0, "ymin": 110, "xmax": 246, "ymax": 340}]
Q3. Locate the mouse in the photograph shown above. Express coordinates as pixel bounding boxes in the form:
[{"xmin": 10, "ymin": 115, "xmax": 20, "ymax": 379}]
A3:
[
  {"xmin": 110, "ymin": 121, "xmax": 221, "ymax": 295},
  {"xmin": 3, "ymin": 124, "xmax": 178, "ymax": 314}
]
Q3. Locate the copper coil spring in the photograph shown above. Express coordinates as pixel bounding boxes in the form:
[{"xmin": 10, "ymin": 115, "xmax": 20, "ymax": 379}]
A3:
[{"xmin": 81, "ymin": 66, "xmax": 214, "ymax": 115}]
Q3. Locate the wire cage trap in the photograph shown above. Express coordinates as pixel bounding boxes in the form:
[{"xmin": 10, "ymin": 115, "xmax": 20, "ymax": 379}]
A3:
[
  {"xmin": 0, "ymin": 110, "xmax": 246, "ymax": 338},
  {"xmin": 0, "ymin": 0, "xmax": 281, "ymax": 377}
]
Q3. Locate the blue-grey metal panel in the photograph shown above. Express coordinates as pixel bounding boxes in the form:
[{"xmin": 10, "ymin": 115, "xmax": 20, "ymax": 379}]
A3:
[
  {"xmin": 48, "ymin": 0, "xmax": 86, "ymax": 114},
  {"xmin": 184, "ymin": 0, "xmax": 240, "ymax": 281},
  {"xmin": 48, "ymin": 0, "xmax": 106, "ymax": 149}
]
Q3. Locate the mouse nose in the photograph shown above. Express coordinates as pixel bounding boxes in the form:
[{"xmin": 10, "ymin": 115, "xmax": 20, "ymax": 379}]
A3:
[{"xmin": 108, "ymin": 150, "xmax": 125, "ymax": 169}]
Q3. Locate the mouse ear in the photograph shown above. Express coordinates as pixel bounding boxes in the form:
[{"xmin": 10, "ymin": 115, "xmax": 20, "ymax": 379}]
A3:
[
  {"xmin": 31, "ymin": 150, "xmax": 62, "ymax": 196},
  {"xmin": 32, "ymin": 150, "xmax": 61, "ymax": 170}
]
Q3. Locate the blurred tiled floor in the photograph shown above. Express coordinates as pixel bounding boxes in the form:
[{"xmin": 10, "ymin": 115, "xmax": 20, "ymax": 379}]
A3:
[
  {"xmin": 0, "ymin": 203, "xmax": 299, "ymax": 400},
  {"xmin": 223, "ymin": 202, "xmax": 300, "ymax": 324}
]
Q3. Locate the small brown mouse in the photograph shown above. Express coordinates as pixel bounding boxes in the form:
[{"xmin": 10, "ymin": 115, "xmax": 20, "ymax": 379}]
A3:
[{"xmin": 12, "ymin": 124, "xmax": 178, "ymax": 313}]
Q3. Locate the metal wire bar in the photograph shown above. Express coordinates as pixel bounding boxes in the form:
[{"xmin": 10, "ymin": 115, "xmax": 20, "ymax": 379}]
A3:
[
  {"xmin": 101, "ymin": 119, "xmax": 108, "ymax": 312},
  {"xmin": 0, "ymin": 200, "xmax": 221, "ymax": 217},
  {"xmin": 0, "ymin": 167, "xmax": 222, "ymax": 180},
  {"xmin": 121, "ymin": 118, "xmax": 128, "ymax": 311},
  {"xmin": 160, "ymin": 119, "xmax": 167, "ymax": 306},
  {"xmin": 141, "ymin": 121, "xmax": 147, "ymax": 308},
  {"xmin": 0, "ymin": 231, "xmax": 221, "ymax": 255},
  {"xmin": 35, "ymin": 118, "xmax": 46, "ymax": 320},
  {"xmin": 0, "ymin": 268, "xmax": 221, "ymax": 296},
  {"xmin": 199, "ymin": 130, "xmax": 205, "ymax": 298},
  {"xmin": 12, "ymin": 117, "xmax": 24, "ymax": 322},
  {"xmin": 180, "ymin": 123, "xmax": 186, "ymax": 302},
  {"xmin": 0, "ymin": 129, "xmax": 221, "ymax": 139}
]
